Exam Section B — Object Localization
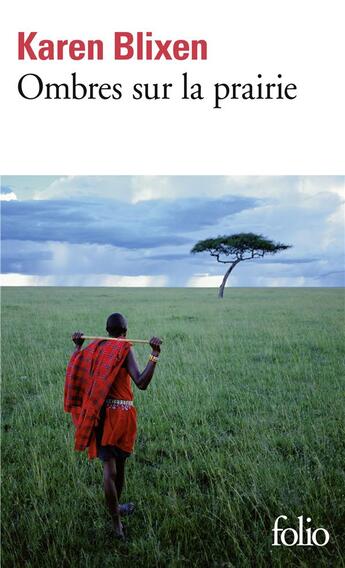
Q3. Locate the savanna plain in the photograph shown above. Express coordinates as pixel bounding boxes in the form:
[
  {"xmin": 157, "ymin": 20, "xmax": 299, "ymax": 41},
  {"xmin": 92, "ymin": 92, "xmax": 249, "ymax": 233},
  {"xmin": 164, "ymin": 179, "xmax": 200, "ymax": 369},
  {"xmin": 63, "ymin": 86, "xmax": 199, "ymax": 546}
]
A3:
[{"xmin": 1, "ymin": 287, "xmax": 345, "ymax": 567}]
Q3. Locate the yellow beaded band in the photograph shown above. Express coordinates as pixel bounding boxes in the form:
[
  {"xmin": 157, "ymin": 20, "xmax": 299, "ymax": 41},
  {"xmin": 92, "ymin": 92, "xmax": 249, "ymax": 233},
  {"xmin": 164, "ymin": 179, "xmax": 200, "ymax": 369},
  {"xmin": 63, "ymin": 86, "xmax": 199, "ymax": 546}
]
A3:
[{"xmin": 149, "ymin": 354, "xmax": 159, "ymax": 363}]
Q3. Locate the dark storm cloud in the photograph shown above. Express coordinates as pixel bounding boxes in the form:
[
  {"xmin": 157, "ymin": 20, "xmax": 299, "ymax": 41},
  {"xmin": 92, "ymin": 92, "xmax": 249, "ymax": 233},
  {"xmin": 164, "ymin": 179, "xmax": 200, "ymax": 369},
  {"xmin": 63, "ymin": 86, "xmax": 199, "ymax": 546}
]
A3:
[
  {"xmin": 1, "ymin": 196, "xmax": 257, "ymax": 248},
  {"xmin": 1, "ymin": 251, "xmax": 52, "ymax": 273},
  {"xmin": 1, "ymin": 240, "xmax": 52, "ymax": 274},
  {"xmin": 316, "ymin": 270, "xmax": 345, "ymax": 284},
  {"xmin": 144, "ymin": 253, "xmax": 192, "ymax": 261}
]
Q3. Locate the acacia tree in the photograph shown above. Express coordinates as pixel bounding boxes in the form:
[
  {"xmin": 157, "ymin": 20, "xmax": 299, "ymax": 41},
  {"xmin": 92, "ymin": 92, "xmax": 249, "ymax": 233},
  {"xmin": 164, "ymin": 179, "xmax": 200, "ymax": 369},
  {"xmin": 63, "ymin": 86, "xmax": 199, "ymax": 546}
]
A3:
[{"xmin": 191, "ymin": 233, "xmax": 291, "ymax": 298}]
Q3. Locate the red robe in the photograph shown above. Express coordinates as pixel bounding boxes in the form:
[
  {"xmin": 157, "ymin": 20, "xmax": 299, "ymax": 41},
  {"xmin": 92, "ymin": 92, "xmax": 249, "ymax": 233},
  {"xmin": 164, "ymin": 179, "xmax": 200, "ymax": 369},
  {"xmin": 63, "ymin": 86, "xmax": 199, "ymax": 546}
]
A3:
[
  {"xmin": 64, "ymin": 340, "xmax": 130, "ymax": 459},
  {"xmin": 99, "ymin": 367, "xmax": 137, "ymax": 453}
]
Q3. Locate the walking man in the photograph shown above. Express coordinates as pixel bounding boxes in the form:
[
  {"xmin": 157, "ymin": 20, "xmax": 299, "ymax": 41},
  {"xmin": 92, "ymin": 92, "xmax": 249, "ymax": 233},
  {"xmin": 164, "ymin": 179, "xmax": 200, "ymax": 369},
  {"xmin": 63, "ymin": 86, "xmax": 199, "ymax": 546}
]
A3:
[{"xmin": 64, "ymin": 312, "xmax": 162, "ymax": 538}]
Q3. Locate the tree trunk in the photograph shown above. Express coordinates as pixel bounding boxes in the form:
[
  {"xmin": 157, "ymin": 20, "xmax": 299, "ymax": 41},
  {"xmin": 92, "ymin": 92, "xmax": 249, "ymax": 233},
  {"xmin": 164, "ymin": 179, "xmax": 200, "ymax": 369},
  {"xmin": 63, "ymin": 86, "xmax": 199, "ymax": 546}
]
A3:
[{"xmin": 218, "ymin": 260, "xmax": 240, "ymax": 298}]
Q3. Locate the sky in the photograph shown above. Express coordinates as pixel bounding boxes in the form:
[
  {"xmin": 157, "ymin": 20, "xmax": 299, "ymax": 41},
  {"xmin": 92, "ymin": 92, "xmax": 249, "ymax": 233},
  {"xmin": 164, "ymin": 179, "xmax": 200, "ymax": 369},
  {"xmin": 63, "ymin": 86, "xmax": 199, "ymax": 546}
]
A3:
[{"xmin": 1, "ymin": 175, "xmax": 344, "ymax": 287}]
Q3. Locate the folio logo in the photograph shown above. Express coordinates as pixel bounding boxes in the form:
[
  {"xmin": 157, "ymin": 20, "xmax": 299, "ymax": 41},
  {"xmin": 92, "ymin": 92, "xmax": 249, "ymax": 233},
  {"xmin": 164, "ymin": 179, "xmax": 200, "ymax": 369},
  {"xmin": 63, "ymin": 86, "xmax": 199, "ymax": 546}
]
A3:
[{"xmin": 272, "ymin": 516, "xmax": 330, "ymax": 547}]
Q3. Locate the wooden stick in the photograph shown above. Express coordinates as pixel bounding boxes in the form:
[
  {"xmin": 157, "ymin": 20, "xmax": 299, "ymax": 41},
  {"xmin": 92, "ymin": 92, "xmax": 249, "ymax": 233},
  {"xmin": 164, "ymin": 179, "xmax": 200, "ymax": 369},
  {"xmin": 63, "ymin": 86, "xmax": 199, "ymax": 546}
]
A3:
[{"xmin": 80, "ymin": 335, "xmax": 150, "ymax": 345}]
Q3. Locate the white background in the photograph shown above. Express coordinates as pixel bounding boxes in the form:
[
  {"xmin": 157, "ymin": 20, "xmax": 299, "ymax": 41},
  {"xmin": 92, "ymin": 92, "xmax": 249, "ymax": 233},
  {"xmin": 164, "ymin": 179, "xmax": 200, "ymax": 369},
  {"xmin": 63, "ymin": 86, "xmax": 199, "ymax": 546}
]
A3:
[{"xmin": 0, "ymin": 0, "xmax": 344, "ymax": 175}]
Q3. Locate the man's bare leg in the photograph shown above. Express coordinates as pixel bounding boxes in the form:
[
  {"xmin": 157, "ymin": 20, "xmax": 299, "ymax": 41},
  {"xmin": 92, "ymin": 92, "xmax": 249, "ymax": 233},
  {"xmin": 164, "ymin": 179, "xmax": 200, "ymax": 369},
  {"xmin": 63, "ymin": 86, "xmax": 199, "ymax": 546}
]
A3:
[
  {"xmin": 103, "ymin": 458, "xmax": 124, "ymax": 537},
  {"xmin": 115, "ymin": 456, "xmax": 135, "ymax": 517},
  {"xmin": 115, "ymin": 456, "xmax": 125, "ymax": 500}
]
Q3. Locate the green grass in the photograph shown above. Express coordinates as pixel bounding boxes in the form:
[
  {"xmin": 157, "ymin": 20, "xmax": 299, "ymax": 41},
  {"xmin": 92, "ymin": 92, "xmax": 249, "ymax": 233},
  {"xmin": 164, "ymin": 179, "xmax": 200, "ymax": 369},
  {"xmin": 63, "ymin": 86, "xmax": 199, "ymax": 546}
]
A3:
[{"xmin": 1, "ymin": 287, "xmax": 345, "ymax": 567}]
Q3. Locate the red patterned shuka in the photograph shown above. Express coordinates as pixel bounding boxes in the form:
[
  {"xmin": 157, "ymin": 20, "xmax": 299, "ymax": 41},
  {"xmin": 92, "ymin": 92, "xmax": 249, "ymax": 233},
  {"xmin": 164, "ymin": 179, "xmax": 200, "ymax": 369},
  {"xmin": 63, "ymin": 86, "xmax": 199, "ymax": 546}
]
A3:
[{"xmin": 64, "ymin": 340, "xmax": 130, "ymax": 459}]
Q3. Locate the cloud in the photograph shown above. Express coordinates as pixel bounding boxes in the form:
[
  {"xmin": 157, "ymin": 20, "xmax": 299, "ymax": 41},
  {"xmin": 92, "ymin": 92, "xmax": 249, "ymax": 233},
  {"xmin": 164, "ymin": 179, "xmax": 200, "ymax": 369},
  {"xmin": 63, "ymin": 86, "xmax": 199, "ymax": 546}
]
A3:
[
  {"xmin": 0, "ymin": 185, "xmax": 17, "ymax": 201},
  {"xmin": 1, "ymin": 195, "xmax": 257, "ymax": 248},
  {"xmin": 256, "ymin": 257, "xmax": 319, "ymax": 264},
  {"xmin": 224, "ymin": 175, "xmax": 345, "ymax": 200},
  {"xmin": 24, "ymin": 175, "xmax": 244, "ymax": 202},
  {"xmin": 1, "ymin": 241, "xmax": 211, "ymax": 287},
  {"xmin": 1, "ymin": 240, "xmax": 52, "ymax": 274},
  {"xmin": 0, "ymin": 273, "xmax": 167, "ymax": 287},
  {"xmin": 0, "ymin": 274, "xmax": 50, "ymax": 286},
  {"xmin": 187, "ymin": 274, "xmax": 224, "ymax": 287},
  {"xmin": 316, "ymin": 270, "xmax": 345, "ymax": 286},
  {"xmin": 0, "ymin": 192, "xmax": 18, "ymax": 202},
  {"xmin": 2, "ymin": 175, "xmax": 344, "ymax": 203}
]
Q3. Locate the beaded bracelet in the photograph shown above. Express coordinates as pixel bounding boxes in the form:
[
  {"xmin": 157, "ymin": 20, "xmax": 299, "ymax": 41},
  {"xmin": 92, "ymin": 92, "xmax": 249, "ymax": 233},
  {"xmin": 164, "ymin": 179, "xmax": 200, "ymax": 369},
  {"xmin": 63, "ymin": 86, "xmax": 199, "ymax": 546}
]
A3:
[{"xmin": 149, "ymin": 354, "xmax": 159, "ymax": 363}]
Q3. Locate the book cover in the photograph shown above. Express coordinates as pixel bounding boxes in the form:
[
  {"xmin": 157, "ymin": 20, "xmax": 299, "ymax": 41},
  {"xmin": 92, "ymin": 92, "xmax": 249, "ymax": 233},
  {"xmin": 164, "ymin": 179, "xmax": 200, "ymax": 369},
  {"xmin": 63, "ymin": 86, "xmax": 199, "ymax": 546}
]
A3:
[{"xmin": 1, "ymin": 2, "xmax": 344, "ymax": 566}]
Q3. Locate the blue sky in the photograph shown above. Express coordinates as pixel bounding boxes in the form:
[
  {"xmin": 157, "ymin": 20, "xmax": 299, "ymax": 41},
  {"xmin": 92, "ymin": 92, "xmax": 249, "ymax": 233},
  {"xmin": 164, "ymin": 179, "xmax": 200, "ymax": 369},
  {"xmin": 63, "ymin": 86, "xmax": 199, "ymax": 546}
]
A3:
[{"xmin": 1, "ymin": 176, "xmax": 344, "ymax": 287}]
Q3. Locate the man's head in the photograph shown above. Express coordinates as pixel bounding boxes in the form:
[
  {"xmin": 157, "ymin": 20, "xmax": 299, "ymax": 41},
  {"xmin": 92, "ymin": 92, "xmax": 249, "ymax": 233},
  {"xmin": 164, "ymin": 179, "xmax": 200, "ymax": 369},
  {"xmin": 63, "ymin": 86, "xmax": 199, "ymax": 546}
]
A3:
[{"xmin": 106, "ymin": 313, "xmax": 128, "ymax": 337}]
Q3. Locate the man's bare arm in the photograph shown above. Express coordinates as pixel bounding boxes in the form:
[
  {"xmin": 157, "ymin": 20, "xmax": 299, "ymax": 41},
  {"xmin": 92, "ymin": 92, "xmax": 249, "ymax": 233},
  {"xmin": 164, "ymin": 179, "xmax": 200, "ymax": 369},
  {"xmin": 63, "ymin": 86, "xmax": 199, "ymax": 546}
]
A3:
[{"xmin": 126, "ymin": 337, "xmax": 162, "ymax": 390}]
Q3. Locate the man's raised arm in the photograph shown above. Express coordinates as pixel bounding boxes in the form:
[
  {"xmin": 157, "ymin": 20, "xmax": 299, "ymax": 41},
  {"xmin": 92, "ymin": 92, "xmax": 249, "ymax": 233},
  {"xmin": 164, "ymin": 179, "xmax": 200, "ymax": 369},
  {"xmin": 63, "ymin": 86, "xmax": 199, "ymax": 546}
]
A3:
[{"xmin": 126, "ymin": 337, "xmax": 162, "ymax": 390}]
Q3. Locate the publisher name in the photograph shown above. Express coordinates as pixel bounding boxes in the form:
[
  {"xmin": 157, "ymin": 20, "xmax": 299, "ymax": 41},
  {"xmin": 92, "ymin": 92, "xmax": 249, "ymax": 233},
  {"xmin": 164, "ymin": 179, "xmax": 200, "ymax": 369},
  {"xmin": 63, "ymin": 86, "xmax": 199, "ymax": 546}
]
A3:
[
  {"xmin": 273, "ymin": 515, "xmax": 330, "ymax": 547},
  {"xmin": 18, "ymin": 32, "xmax": 207, "ymax": 61}
]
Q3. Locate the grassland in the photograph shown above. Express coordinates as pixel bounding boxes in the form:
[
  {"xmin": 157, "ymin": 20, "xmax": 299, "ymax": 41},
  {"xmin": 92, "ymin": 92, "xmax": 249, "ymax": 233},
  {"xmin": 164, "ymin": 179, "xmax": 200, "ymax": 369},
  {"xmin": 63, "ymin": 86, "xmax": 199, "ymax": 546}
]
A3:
[{"xmin": 1, "ymin": 287, "xmax": 345, "ymax": 567}]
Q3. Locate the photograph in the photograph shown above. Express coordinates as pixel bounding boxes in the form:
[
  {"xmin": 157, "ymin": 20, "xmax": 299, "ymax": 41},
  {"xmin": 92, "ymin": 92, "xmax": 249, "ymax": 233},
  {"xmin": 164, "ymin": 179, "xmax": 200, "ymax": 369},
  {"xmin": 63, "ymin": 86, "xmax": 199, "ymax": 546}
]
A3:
[{"xmin": 1, "ymin": 175, "xmax": 344, "ymax": 566}]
